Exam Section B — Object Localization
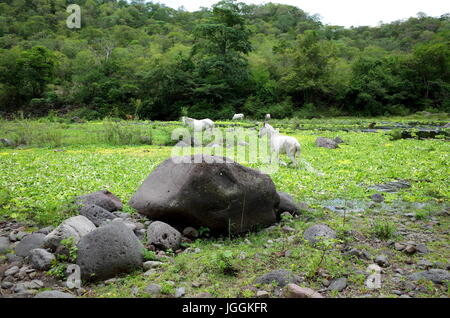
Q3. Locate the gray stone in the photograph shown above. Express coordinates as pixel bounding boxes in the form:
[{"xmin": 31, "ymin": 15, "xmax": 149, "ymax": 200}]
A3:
[
  {"xmin": 375, "ymin": 255, "xmax": 389, "ymax": 267},
  {"xmin": 9, "ymin": 231, "xmax": 27, "ymax": 242},
  {"xmin": 29, "ymin": 248, "xmax": 55, "ymax": 270},
  {"xmin": 0, "ymin": 236, "xmax": 11, "ymax": 254},
  {"xmin": 334, "ymin": 137, "xmax": 344, "ymax": 144},
  {"xmin": 255, "ymin": 269, "xmax": 301, "ymax": 287},
  {"xmin": 415, "ymin": 243, "xmax": 428, "ymax": 254},
  {"xmin": 328, "ymin": 278, "xmax": 347, "ymax": 292},
  {"xmin": 147, "ymin": 221, "xmax": 181, "ymax": 251},
  {"xmin": 303, "ymin": 224, "xmax": 336, "ymax": 244},
  {"xmin": 6, "ymin": 253, "xmax": 23, "ymax": 264},
  {"xmin": 277, "ymin": 192, "xmax": 300, "ymax": 217},
  {"xmin": 143, "ymin": 261, "xmax": 163, "ymax": 270},
  {"xmin": 79, "ymin": 204, "xmax": 116, "ymax": 227},
  {"xmin": 408, "ymin": 269, "xmax": 450, "ymax": 284},
  {"xmin": 76, "ymin": 222, "xmax": 143, "ymax": 281},
  {"xmin": 369, "ymin": 193, "xmax": 385, "ymax": 203},
  {"xmin": 256, "ymin": 290, "xmax": 270, "ymax": 298},
  {"xmin": 36, "ymin": 226, "xmax": 54, "ymax": 235},
  {"xmin": 14, "ymin": 233, "xmax": 45, "ymax": 257},
  {"xmin": 285, "ymin": 284, "xmax": 324, "ymax": 298},
  {"xmin": 34, "ymin": 291, "xmax": 76, "ymax": 298},
  {"xmin": 175, "ymin": 287, "xmax": 186, "ymax": 298},
  {"xmin": 343, "ymin": 248, "xmax": 370, "ymax": 260},
  {"xmin": 5, "ymin": 266, "xmax": 19, "ymax": 276},
  {"xmin": 76, "ymin": 190, "xmax": 123, "ymax": 212},
  {"xmin": 44, "ymin": 215, "xmax": 96, "ymax": 251},
  {"xmin": 129, "ymin": 155, "xmax": 279, "ymax": 235},
  {"xmin": 1, "ymin": 281, "xmax": 13, "ymax": 289},
  {"xmin": 417, "ymin": 259, "xmax": 433, "ymax": 269},
  {"xmin": 144, "ymin": 283, "xmax": 161, "ymax": 296},
  {"xmin": 182, "ymin": 227, "xmax": 199, "ymax": 239},
  {"xmin": 316, "ymin": 137, "xmax": 339, "ymax": 149}
]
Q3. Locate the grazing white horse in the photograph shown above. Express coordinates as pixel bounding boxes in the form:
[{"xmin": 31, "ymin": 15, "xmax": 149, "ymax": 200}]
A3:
[
  {"xmin": 232, "ymin": 113, "xmax": 244, "ymax": 120},
  {"xmin": 265, "ymin": 114, "xmax": 271, "ymax": 121},
  {"xmin": 259, "ymin": 123, "xmax": 300, "ymax": 166},
  {"xmin": 181, "ymin": 117, "xmax": 215, "ymax": 132}
]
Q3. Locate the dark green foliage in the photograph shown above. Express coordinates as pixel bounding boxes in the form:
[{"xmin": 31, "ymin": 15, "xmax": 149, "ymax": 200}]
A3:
[{"xmin": 0, "ymin": 1, "xmax": 448, "ymax": 118}]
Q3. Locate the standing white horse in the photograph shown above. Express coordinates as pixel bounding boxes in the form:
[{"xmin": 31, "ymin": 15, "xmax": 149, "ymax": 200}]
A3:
[
  {"xmin": 181, "ymin": 117, "xmax": 215, "ymax": 132},
  {"xmin": 259, "ymin": 123, "xmax": 300, "ymax": 166},
  {"xmin": 265, "ymin": 114, "xmax": 271, "ymax": 121},
  {"xmin": 232, "ymin": 113, "xmax": 244, "ymax": 120}
]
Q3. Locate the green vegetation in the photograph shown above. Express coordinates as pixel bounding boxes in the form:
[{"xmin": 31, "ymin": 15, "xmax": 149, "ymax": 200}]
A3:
[{"xmin": 0, "ymin": 1, "xmax": 449, "ymax": 119}]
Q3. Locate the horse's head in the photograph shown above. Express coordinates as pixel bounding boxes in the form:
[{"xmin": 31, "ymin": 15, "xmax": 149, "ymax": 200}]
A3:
[{"xmin": 259, "ymin": 123, "xmax": 271, "ymax": 138}]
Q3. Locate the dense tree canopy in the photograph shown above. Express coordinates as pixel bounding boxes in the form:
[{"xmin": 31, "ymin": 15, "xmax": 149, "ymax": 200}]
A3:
[{"xmin": 0, "ymin": 0, "xmax": 448, "ymax": 119}]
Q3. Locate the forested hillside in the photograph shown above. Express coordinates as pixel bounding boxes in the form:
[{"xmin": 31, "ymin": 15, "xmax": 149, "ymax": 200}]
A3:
[{"xmin": 0, "ymin": 0, "xmax": 449, "ymax": 119}]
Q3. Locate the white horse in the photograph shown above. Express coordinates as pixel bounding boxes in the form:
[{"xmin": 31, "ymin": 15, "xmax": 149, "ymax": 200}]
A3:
[
  {"xmin": 265, "ymin": 114, "xmax": 271, "ymax": 121},
  {"xmin": 259, "ymin": 123, "xmax": 300, "ymax": 166},
  {"xmin": 232, "ymin": 113, "xmax": 244, "ymax": 120},
  {"xmin": 181, "ymin": 117, "xmax": 215, "ymax": 132}
]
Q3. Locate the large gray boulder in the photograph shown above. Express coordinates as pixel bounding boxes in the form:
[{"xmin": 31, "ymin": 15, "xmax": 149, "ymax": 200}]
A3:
[
  {"xmin": 79, "ymin": 204, "xmax": 116, "ymax": 227},
  {"xmin": 129, "ymin": 155, "xmax": 279, "ymax": 234},
  {"xmin": 76, "ymin": 190, "xmax": 123, "ymax": 212},
  {"xmin": 76, "ymin": 222, "xmax": 144, "ymax": 281},
  {"xmin": 303, "ymin": 224, "xmax": 336, "ymax": 244},
  {"xmin": 147, "ymin": 221, "xmax": 181, "ymax": 251},
  {"xmin": 14, "ymin": 233, "xmax": 46, "ymax": 257},
  {"xmin": 44, "ymin": 216, "xmax": 96, "ymax": 251}
]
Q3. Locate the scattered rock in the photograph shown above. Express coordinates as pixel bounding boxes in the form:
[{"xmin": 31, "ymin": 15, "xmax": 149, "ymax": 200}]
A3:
[
  {"xmin": 303, "ymin": 224, "xmax": 336, "ymax": 245},
  {"xmin": 404, "ymin": 245, "xmax": 417, "ymax": 254},
  {"xmin": 76, "ymin": 190, "xmax": 123, "ymax": 212},
  {"xmin": 369, "ymin": 193, "xmax": 384, "ymax": 203},
  {"xmin": 129, "ymin": 155, "xmax": 279, "ymax": 234},
  {"xmin": 144, "ymin": 283, "xmax": 161, "ymax": 296},
  {"xmin": 76, "ymin": 222, "xmax": 143, "ymax": 281},
  {"xmin": 367, "ymin": 180, "xmax": 411, "ymax": 193},
  {"xmin": 316, "ymin": 137, "xmax": 339, "ymax": 149},
  {"xmin": 79, "ymin": 204, "xmax": 116, "ymax": 227},
  {"xmin": 175, "ymin": 287, "xmax": 186, "ymax": 298},
  {"xmin": 394, "ymin": 243, "xmax": 405, "ymax": 251},
  {"xmin": 285, "ymin": 284, "xmax": 324, "ymax": 298},
  {"xmin": 408, "ymin": 269, "xmax": 450, "ymax": 284},
  {"xmin": 143, "ymin": 261, "xmax": 163, "ymax": 270},
  {"xmin": 334, "ymin": 137, "xmax": 344, "ymax": 144},
  {"xmin": 328, "ymin": 278, "xmax": 347, "ymax": 292},
  {"xmin": 0, "ymin": 236, "xmax": 11, "ymax": 254},
  {"xmin": 182, "ymin": 227, "xmax": 199, "ymax": 239},
  {"xmin": 277, "ymin": 192, "xmax": 300, "ymax": 216},
  {"xmin": 34, "ymin": 291, "xmax": 76, "ymax": 298},
  {"xmin": 36, "ymin": 226, "xmax": 54, "ymax": 235},
  {"xmin": 147, "ymin": 221, "xmax": 181, "ymax": 251},
  {"xmin": 14, "ymin": 233, "xmax": 46, "ymax": 257},
  {"xmin": 417, "ymin": 259, "xmax": 433, "ymax": 269},
  {"xmin": 256, "ymin": 290, "xmax": 269, "ymax": 298},
  {"xmin": 415, "ymin": 243, "xmax": 428, "ymax": 254},
  {"xmin": 375, "ymin": 255, "xmax": 389, "ymax": 267},
  {"xmin": 44, "ymin": 215, "xmax": 96, "ymax": 251},
  {"xmin": 343, "ymin": 248, "xmax": 370, "ymax": 260},
  {"xmin": 254, "ymin": 269, "xmax": 301, "ymax": 287},
  {"xmin": 4, "ymin": 266, "xmax": 19, "ymax": 276},
  {"xmin": 29, "ymin": 248, "xmax": 55, "ymax": 270}
]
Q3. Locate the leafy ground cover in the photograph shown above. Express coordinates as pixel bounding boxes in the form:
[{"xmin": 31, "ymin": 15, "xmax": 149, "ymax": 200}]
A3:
[{"xmin": 0, "ymin": 117, "xmax": 449, "ymax": 298}]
